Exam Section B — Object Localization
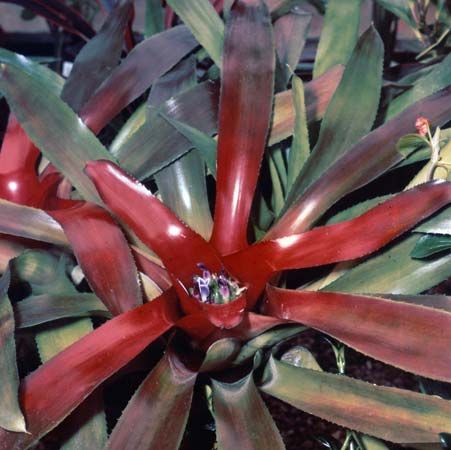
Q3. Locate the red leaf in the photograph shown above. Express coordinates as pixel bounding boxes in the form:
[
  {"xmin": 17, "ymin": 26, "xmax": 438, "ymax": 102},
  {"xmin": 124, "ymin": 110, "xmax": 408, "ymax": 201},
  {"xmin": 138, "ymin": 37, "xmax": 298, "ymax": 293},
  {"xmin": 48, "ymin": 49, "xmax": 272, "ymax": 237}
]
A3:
[
  {"xmin": 49, "ymin": 202, "xmax": 142, "ymax": 315},
  {"xmin": 226, "ymin": 181, "xmax": 451, "ymax": 304},
  {"xmin": 204, "ymin": 312, "xmax": 286, "ymax": 346},
  {"xmin": 132, "ymin": 247, "xmax": 172, "ymax": 291},
  {"xmin": 265, "ymin": 286, "xmax": 451, "ymax": 381},
  {"xmin": 79, "ymin": 26, "xmax": 198, "ymax": 134},
  {"xmin": 210, "ymin": 0, "xmax": 275, "ymax": 255},
  {"xmin": 0, "ymin": 290, "xmax": 179, "ymax": 448},
  {"xmin": 85, "ymin": 160, "xmax": 223, "ymax": 284},
  {"xmin": 175, "ymin": 279, "xmax": 247, "ymax": 329},
  {"xmin": 0, "ymin": 115, "xmax": 57, "ymax": 208}
]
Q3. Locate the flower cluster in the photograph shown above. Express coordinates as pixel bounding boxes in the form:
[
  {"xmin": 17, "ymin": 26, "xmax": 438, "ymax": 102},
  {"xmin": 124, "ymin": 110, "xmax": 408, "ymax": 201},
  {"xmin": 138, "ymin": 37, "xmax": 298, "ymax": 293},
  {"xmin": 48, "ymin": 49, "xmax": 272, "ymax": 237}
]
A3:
[{"xmin": 189, "ymin": 264, "xmax": 246, "ymax": 304}]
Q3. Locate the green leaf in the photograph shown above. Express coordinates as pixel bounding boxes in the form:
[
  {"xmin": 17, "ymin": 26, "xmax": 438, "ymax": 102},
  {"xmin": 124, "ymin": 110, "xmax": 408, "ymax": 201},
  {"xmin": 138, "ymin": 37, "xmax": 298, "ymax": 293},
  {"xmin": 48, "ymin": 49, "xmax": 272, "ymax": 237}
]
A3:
[
  {"xmin": 287, "ymin": 75, "xmax": 310, "ymax": 191},
  {"xmin": 411, "ymin": 234, "xmax": 451, "ymax": 259},
  {"xmin": 165, "ymin": 0, "xmax": 224, "ymax": 67},
  {"xmin": 280, "ymin": 345, "xmax": 322, "ymax": 371},
  {"xmin": 12, "ymin": 251, "xmax": 74, "ymax": 296},
  {"xmin": 145, "ymin": 0, "xmax": 164, "ymax": 37},
  {"xmin": 260, "ymin": 356, "xmax": 451, "ymax": 444},
  {"xmin": 373, "ymin": 0, "xmax": 417, "ymax": 28},
  {"xmin": 15, "ymin": 294, "xmax": 110, "ymax": 328},
  {"xmin": 160, "ymin": 114, "xmax": 217, "ymax": 177},
  {"xmin": 152, "ymin": 58, "xmax": 213, "ymax": 239},
  {"xmin": 326, "ymin": 234, "xmax": 451, "ymax": 294},
  {"xmin": 212, "ymin": 373, "xmax": 285, "ymax": 450},
  {"xmin": 232, "ymin": 325, "xmax": 306, "ymax": 366},
  {"xmin": 286, "ymin": 26, "xmax": 383, "ymax": 209},
  {"xmin": 386, "ymin": 53, "xmax": 451, "ymax": 119},
  {"xmin": 0, "ymin": 50, "xmax": 116, "ymax": 203},
  {"xmin": 0, "ymin": 269, "xmax": 27, "ymax": 433},
  {"xmin": 156, "ymin": 149, "xmax": 213, "ymax": 239},
  {"xmin": 12, "ymin": 250, "xmax": 109, "ymax": 449},
  {"xmin": 110, "ymin": 103, "xmax": 146, "ymax": 156},
  {"xmin": 313, "ymin": 0, "xmax": 362, "ymax": 78}
]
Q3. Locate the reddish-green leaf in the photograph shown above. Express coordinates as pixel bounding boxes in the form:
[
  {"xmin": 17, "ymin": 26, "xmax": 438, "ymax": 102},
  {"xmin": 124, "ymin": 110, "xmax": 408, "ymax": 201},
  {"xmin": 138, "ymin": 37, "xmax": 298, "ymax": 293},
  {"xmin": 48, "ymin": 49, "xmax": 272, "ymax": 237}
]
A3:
[
  {"xmin": 212, "ymin": 373, "xmax": 285, "ymax": 450},
  {"xmin": 227, "ymin": 181, "xmax": 451, "ymax": 303},
  {"xmin": 269, "ymin": 64, "xmax": 344, "ymax": 145},
  {"xmin": 14, "ymin": 294, "xmax": 110, "ymax": 328},
  {"xmin": 115, "ymin": 81, "xmax": 220, "ymax": 179},
  {"xmin": 114, "ymin": 66, "xmax": 343, "ymax": 180},
  {"xmin": 61, "ymin": 0, "xmax": 134, "ymax": 113},
  {"xmin": 49, "ymin": 202, "xmax": 142, "ymax": 315},
  {"xmin": 0, "ymin": 199, "xmax": 68, "ymax": 246},
  {"xmin": 0, "ymin": 238, "xmax": 26, "ymax": 272},
  {"xmin": 0, "ymin": 270, "xmax": 26, "ymax": 433},
  {"xmin": 80, "ymin": 26, "xmax": 198, "ymax": 134},
  {"xmin": 85, "ymin": 160, "xmax": 222, "ymax": 285},
  {"xmin": 152, "ymin": 58, "xmax": 213, "ymax": 239},
  {"xmin": 265, "ymin": 286, "xmax": 451, "ymax": 381},
  {"xmin": 260, "ymin": 356, "xmax": 451, "ymax": 443},
  {"xmin": 273, "ymin": 7, "xmax": 311, "ymax": 90},
  {"xmin": 210, "ymin": 0, "xmax": 275, "ymax": 255},
  {"xmin": 268, "ymin": 86, "xmax": 451, "ymax": 237},
  {"xmin": 106, "ymin": 351, "xmax": 196, "ymax": 450},
  {"xmin": 0, "ymin": 290, "xmax": 179, "ymax": 448},
  {"xmin": 0, "ymin": 0, "xmax": 95, "ymax": 39}
]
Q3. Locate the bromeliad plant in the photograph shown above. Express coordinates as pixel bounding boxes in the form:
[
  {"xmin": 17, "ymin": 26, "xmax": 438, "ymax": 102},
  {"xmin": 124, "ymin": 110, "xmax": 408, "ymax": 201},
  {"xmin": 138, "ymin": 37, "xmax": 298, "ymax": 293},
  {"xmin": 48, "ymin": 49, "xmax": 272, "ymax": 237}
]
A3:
[{"xmin": 0, "ymin": 0, "xmax": 451, "ymax": 449}]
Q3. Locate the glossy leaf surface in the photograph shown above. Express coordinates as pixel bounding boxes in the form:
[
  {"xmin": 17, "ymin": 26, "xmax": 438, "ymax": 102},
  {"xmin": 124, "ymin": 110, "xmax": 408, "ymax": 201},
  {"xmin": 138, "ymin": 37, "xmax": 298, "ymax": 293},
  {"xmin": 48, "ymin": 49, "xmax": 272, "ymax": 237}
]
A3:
[
  {"xmin": 15, "ymin": 294, "xmax": 110, "ymax": 328},
  {"xmin": 0, "ymin": 270, "xmax": 26, "ymax": 433},
  {"xmin": 106, "ymin": 351, "xmax": 196, "ymax": 450},
  {"xmin": 411, "ymin": 234, "xmax": 451, "ymax": 259},
  {"xmin": 61, "ymin": 0, "xmax": 133, "ymax": 113},
  {"xmin": 80, "ymin": 26, "xmax": 198, "ymax": 134},
  {"xmin": 269, "ymin": 86, "xmax": 451, "ymax": 237},
  {"xmin": 0, "ymin": 114, "xmax": 48, "ymax": 208},
  {"xmin": 0, "ymin": 51, "xmax": 115, "ymax": 203},
  {"xmin": 229, "ymin": 182, "xmax": 451, "ymax": 303},
  {"xmin": 0, "ymin": 290, "xmax": 178, "ymax": 449},
  {"xmin": 213, "ymin": 373, "xmax": 285, "ymax": 450},
  {"xmin": 86, "ymin": 161, "xmax": 222, "ymax": 284},
  {"xmin": 261, "ymin": 357, "xmax": 451, "ymax": 443},
  {"xmin": 265, "ymin": 286, "xmax": 451, "ymax": 381},
  {"xmin": 313, "ymin": 0, "xmax": 361, "ymax": 78},
  {"xmin": 211, "ymin": 0, "xmax": 275, "ymax": 255}
]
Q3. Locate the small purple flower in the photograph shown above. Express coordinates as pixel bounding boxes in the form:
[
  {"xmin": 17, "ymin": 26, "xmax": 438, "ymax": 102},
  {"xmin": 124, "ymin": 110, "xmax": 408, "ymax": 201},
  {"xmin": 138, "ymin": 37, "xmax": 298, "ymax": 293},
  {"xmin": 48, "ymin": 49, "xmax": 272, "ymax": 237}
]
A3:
[{"xmin": 190, "ymin": 264, "xmax": 247, "ymax": 305}]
